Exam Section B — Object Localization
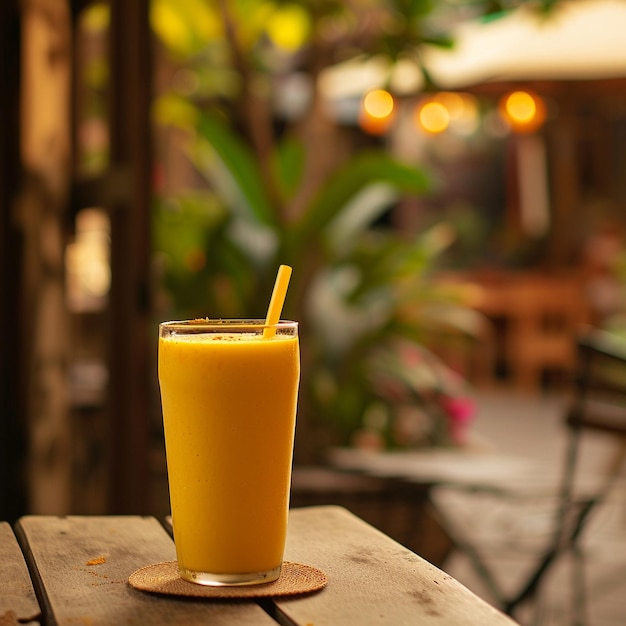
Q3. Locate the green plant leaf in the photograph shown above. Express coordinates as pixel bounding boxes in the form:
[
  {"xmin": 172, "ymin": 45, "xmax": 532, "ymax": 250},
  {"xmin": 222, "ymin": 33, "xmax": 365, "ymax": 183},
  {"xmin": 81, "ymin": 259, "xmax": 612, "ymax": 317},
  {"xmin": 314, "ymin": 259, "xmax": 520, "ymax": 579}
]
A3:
[
  {"xmin": 294, "ymin": 151, "xmax": 431, "ymax": 241},
  {"xmin": 272, "ymin": 136, "xmax": 305, "ymax": 201},
  {"xmin": 195, "ymin": 112, "xmax": 277, "ymax": 226}
]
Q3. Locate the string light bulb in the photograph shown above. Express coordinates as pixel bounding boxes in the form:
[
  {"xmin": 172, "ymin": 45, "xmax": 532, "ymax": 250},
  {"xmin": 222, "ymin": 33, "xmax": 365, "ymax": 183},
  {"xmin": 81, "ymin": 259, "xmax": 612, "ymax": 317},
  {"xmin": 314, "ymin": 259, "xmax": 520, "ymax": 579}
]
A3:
[
  {"xmin": 499, "ymin": 90, "xmax": 546, "ymax": 133},
  {"xmin": 359, "ymin": 89, "xmax": 395, "ymax": 134},
  {"xmin": 416, "ymin": 100, "xmax": 450, "ymax": 134}
]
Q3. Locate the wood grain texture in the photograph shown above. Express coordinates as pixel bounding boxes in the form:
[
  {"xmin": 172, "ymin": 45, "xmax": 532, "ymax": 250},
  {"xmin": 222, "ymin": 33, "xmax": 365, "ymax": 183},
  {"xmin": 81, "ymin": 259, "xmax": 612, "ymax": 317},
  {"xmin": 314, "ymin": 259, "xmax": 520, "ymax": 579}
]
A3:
[
  {"xmin": 0, "ymin": 522, "xmax": 40, "ymax": 625},
  {"xmin": 12, "ymin": 509, "xmax": 519, "ymax": 625},
  {"xmin": 280, "ymin": 506, "xmax": 520, "ymax": 626},
  {"xmin": 15, "ymin": 515, "xmax": 276, "ymax": 625}
]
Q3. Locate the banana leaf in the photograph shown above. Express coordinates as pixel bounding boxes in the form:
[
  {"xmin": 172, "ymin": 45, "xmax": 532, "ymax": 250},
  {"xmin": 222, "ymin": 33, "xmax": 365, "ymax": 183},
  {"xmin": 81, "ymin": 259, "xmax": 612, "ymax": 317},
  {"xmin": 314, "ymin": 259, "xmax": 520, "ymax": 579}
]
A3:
[
  {"xmin": 196, "ymin": 112, "xmax": 277, "ymax": 227},
  {"xmin": 293, "ymin": 151, "xmax": 431, "ymax": 244}
]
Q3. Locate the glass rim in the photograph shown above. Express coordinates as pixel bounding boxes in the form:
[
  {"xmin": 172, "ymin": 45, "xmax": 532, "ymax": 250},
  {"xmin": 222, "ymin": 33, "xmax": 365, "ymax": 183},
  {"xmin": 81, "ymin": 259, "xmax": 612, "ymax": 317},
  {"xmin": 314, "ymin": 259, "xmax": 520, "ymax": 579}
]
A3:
[{"xmin": 159, "ymin": 318, "xmax": 298, "ymax": 330}]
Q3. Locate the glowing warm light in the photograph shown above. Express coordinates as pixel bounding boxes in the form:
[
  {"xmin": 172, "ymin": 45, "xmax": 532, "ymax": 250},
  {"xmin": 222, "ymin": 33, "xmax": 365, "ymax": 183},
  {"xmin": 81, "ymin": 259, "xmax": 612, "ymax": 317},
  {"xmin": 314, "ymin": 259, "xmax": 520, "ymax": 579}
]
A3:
[
  {"xmin": 65, "ymin": 207, "xmax": 111, "ymax": 313},
  {"xmin": 412, "ymin": 93, "xmax": 479, "ymax": 136},
  {"xmin": 359, "ymin": 89, "xmax": 395, "ymax": 134},
  {"xmin": 506, "ymin": 91, "xmax": 536, "ymax": 123},
  {"xmin": 499, "ymin": 90, "xmax": 546, "ymax": 133},
  {"xmin": 417, "ymin": 101, "xmax": 450, "ymax": 134},
  {"xmin": 363, "ymin": 89, "xmax": 394, "ymax": 119}
]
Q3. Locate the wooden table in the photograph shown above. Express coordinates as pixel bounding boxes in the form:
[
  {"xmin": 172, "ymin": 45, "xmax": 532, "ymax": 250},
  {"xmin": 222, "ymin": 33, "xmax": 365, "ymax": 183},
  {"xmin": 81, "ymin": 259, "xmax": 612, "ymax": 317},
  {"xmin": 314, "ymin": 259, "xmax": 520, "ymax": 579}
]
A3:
[
  {"xmin": 325, "ymin": 448, "xmax": 575, "ymax": 619},
  {"xmin": 2, "ymin": 505, "xmax": 518, "ymax": 625},
  {"xmin": 327, "ymin": 447, "xmax": 556, "ymax": 493}
]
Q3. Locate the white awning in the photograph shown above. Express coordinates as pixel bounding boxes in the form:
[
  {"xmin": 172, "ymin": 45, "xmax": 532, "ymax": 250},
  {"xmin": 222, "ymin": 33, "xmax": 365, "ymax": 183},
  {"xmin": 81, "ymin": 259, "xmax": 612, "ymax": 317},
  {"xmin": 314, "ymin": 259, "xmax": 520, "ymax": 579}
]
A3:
[{"xmin": 320, "ymin": 0, "xmax": 626, "ymax": 99}]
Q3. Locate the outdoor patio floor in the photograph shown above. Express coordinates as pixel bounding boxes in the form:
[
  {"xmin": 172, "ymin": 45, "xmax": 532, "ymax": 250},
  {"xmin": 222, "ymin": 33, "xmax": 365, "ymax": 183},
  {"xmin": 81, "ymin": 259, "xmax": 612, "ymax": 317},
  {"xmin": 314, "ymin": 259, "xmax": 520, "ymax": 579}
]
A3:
[{"xmin": 437, "ymin": 389, "xmax": 626, "ymax": 626}]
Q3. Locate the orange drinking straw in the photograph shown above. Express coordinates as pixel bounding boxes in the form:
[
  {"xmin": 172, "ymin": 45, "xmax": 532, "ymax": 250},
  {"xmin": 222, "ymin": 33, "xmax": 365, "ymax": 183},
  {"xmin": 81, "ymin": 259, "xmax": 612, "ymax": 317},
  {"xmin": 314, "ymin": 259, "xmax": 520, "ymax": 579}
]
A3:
[{"xmin": 264, "ymin": 265, "xmax": 292, "ymax": 338}]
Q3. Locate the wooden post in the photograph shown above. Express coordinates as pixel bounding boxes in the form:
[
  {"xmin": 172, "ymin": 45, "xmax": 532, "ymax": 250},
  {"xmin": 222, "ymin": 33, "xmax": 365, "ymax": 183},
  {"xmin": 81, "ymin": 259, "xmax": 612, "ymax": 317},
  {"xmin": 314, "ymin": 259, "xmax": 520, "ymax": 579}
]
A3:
[
  {"xmin": 105, "ymin": 0, "xmax": 152, "ymax": 513},
  {"xmin": 0, "ymin": 0, "xmax": 28, "ymax": 522},
  {"xmin": 547, "ymin": 101, "xmax": 581, "ymax": 266},
  {"xmin": 17, "ymin": 0, "xmax": 73, "ymax": 514}
]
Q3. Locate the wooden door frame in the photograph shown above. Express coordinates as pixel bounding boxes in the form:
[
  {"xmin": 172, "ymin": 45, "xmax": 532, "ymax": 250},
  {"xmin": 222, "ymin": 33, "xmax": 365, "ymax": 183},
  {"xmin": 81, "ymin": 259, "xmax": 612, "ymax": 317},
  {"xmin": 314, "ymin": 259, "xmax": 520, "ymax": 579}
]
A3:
[{"xmin": 0, "ymin": 0, "xmax": 27, "ymax": 523}]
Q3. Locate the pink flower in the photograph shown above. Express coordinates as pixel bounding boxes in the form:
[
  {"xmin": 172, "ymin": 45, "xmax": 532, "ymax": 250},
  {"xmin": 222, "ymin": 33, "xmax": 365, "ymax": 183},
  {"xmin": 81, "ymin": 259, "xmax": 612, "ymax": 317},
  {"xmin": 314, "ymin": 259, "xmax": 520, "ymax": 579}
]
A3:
[
  {"xmin": 441, "ymin": 396, "xmax": 475, "ymax": 445},
  {"xmin": 441, "ymin": 396, "xmax": 475, "ymax": 425}
]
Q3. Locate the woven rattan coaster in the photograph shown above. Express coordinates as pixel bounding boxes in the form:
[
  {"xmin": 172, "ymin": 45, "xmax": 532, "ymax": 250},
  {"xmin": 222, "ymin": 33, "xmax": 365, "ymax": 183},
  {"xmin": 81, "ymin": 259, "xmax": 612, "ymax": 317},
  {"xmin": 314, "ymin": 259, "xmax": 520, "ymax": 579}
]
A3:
[{"xmin": 129, "ymin": 561, "xmax": 327, "ymax": 598}]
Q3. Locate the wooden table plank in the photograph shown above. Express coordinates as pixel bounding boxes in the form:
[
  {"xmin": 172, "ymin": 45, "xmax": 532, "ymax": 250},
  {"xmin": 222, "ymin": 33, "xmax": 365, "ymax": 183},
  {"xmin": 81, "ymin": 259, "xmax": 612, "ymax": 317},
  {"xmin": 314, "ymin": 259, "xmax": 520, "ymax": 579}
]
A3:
[
  {"xmin": 0, "ymin": 522, "xmax": 40, "ymax": 625},
  {"xmin": 15, "ymin": 515, "xmax": 276, "ymax": 626},
  {"xmin": 279, "ymin": 506, "xmax": 519, "ymax": 626}
]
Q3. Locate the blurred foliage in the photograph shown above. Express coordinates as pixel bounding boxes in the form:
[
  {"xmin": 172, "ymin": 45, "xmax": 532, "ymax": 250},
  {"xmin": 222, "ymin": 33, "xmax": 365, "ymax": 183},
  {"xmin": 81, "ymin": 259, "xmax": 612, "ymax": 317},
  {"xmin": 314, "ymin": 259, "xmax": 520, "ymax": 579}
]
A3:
[{"xmin": 151, "ymin": 0, "xmax": 561, "ymax": 455}]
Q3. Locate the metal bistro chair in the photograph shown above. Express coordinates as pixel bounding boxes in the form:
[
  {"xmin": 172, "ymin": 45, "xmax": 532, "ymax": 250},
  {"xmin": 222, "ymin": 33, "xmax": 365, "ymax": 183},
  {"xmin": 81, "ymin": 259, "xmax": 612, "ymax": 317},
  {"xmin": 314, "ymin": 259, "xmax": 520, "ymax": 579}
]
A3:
[{"xmin": 432, "ymin": 328, "xmax": 626, "ymax": 624}]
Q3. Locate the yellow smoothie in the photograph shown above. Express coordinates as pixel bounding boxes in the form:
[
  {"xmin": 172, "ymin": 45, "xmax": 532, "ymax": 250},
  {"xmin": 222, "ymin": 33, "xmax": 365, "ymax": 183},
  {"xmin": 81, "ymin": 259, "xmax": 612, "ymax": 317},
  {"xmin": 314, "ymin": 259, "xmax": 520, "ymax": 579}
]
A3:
[{"xmin": 158, "ymin": 323, "xmax": 299, "ymax": 582}]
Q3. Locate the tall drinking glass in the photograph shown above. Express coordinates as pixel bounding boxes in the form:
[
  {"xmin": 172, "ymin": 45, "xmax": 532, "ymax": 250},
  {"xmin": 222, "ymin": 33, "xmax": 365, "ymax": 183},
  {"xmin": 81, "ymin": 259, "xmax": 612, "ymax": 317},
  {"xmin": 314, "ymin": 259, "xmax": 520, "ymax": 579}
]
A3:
[{"xmin": 158, "ymin": 319, "xmax": 300, "ymax": 586}]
